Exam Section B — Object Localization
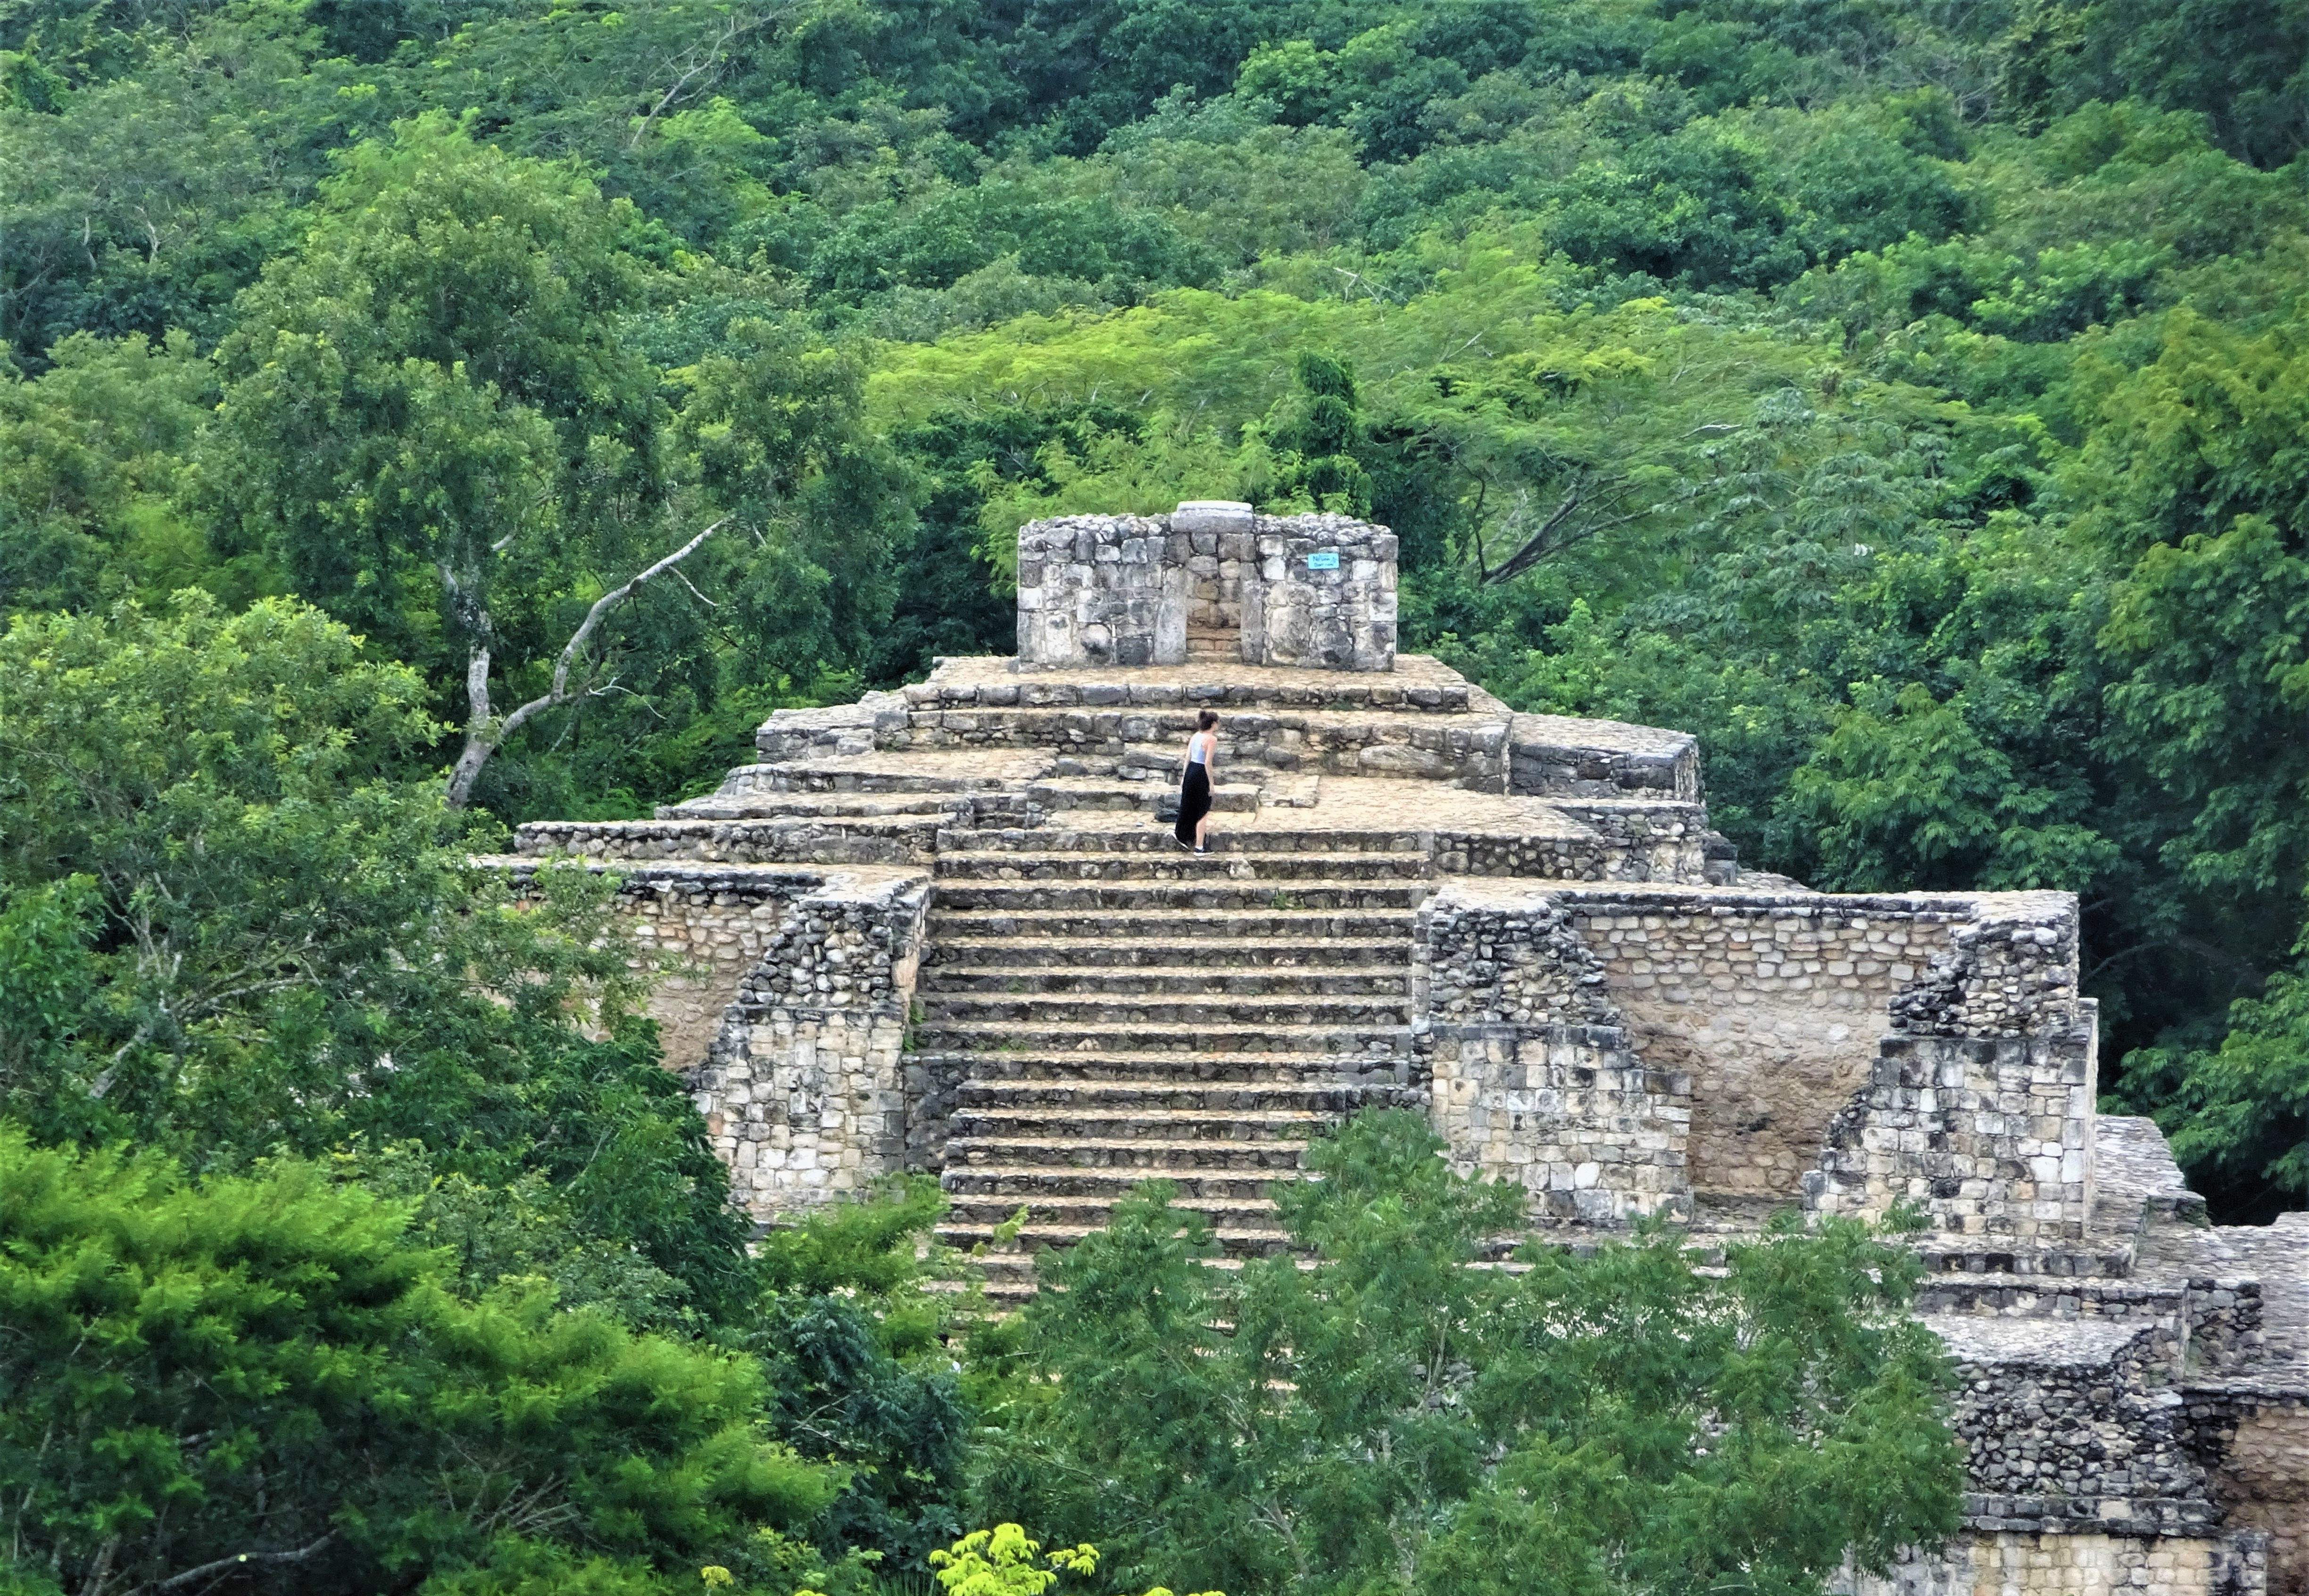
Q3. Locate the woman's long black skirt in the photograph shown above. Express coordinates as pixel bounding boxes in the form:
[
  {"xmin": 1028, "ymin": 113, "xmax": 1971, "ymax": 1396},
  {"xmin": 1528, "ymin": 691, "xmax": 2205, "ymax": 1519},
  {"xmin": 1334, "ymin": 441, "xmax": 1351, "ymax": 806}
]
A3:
[{"xmin": 1175, "ymin": 762, "xmax": 1212, "ymax": 846}]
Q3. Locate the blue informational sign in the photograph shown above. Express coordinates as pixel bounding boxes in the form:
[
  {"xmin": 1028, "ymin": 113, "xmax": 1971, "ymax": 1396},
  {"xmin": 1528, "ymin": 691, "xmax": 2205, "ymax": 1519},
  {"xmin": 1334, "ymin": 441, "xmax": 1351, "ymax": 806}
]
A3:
[{"xmin": 1306, "ymin": 549, "xmax": 1340, "ymax": 570}]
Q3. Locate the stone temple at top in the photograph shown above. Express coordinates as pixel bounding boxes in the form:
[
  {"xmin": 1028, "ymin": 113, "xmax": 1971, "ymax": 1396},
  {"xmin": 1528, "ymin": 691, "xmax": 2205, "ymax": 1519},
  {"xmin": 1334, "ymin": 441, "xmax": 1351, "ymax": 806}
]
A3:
[{"xmin": 502, "ymin": 504, "xmax": 2306, "ymax": 1596}]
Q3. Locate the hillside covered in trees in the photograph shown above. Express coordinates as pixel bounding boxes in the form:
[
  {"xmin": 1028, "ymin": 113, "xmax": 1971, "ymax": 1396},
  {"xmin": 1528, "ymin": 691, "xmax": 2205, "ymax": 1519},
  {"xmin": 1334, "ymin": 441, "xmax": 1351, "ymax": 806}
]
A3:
[{"xmin": 7, "ymin": 0, "xmax": 2307, "ymax": 1218}]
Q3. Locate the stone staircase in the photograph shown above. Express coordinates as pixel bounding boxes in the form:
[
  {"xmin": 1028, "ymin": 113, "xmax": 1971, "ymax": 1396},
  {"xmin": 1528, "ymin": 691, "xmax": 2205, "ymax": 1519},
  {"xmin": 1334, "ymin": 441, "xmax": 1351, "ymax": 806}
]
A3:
[
  {"xmin": 912, "ymin": 820, "xmax": 1434, "ymax": 1299},
  {"xmin": 1186, "ymin": 625, "xmax": 1240, "ymax": 664}
]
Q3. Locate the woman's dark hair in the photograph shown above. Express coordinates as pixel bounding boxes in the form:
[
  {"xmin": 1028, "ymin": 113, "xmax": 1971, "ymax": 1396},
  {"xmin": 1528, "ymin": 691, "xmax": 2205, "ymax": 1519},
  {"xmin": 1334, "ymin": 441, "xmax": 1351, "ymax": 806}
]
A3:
[{"xmin": 1197, "ymin": 710, "xmax": 1219, "ymax": 730}]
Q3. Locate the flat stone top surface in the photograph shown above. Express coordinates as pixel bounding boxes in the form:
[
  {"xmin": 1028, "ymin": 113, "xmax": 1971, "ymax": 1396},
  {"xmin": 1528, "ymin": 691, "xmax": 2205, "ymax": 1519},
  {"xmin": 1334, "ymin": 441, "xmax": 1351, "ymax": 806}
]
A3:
[
  {"xmin": 772, "ymin": 749, "xmax": 1051, "ymax": 783},
  {"xmin": 2095, "ymin": 1116, "xmax": 2200, "ymax": 1208},
  {"xmin": 1920, "ymin": 1313, "xmax": 2151, "ymax": 1366},
  {"xmin": 1432, "ymin": 877, "xmax": 2067, "ymax": 912},
  {"xmin": 1510, "ymin": 711, "xmax": 1697, "ymax": 754},
  {"xmin": 1307, "ymin": 778, "xmax": 1592, "ymax": 837},
  {"xmin": 926, "ymin": 653, "xmax": 1475, "ymax": 693},
  {"xmin": 473, "ymin": 854, "xmax": 928, "ymax": 894}
]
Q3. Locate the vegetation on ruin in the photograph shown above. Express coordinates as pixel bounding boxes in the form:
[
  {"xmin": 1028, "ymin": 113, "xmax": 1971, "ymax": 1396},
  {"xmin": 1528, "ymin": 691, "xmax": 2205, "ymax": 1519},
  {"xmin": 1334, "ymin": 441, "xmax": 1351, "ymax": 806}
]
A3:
[{"xmin": 2, "ymin": 0, "xmax": 2306, "ymax": 1588}]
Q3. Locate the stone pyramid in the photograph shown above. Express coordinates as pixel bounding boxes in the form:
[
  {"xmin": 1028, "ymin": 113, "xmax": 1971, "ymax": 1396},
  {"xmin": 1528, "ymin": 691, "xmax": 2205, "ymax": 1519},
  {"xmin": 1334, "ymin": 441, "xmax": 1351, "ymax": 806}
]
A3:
[{"xmin": 495, "ymin": 504, "xmax": 2306, "ymax": 1596}]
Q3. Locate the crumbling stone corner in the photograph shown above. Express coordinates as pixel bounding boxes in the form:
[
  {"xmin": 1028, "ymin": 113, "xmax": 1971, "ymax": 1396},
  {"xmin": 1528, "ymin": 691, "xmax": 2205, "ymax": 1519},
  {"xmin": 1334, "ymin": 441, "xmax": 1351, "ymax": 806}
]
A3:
[{"xmin": 685, "ymin": 868, "xmax": 930, "ymax": 1217}]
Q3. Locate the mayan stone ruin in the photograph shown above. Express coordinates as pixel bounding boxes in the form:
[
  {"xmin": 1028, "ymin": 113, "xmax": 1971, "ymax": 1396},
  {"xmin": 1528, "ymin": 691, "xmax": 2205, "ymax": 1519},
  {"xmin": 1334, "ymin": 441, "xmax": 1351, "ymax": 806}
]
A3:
[{"xmin": 500, "ymin": 503, "xmax": 2307, "ymax": 1596}]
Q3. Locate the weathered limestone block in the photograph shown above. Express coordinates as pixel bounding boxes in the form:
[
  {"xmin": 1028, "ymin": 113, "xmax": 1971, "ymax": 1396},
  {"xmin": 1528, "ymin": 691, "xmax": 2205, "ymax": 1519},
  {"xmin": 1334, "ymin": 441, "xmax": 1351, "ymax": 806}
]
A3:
[
  {"xmin": 1015, "ymin": 513, "xmax": 1186, "ymax": 669},
  {"xmin": 1240, "ymin": 513, "xmax": 1398, "ymax": 671},
  {"xmin": 755, "ymin": 690, "xmax": 910, "ymax": 761}
]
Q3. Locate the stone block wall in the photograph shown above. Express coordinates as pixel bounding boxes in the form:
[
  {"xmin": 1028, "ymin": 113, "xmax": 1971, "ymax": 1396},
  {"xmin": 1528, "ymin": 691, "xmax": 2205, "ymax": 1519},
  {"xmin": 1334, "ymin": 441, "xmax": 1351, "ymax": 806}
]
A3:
[
  {"xmin": 2188, "ymin": 1394, "xmax": 2309, "ymax": 1596},
  {"xmin": 1428, "ymin": 802, "xmax": 1717, "ymax": 884},
  {"xmin": 1508, "ymin": 712, "xmax": 1702, "ymax": 801},
  {"xmin": 518, "ymin": 816, "xmax": 939, "ymax": 868},
  {"xmin": 499, "ymin": 858, "xmax": 808, "ymax": 1076},
  {"xmin": 1174, "ymin": 499, "xmax": 1256, "ymax": 637},
  {"xmin": 1239, "ymin": 513, "xmax": 1398, "ymax": 670},
  {"xmin": 1433, "ymin": 829, "xmax": 1621, "ymax": 880},
  {"xmin": 1015, "ymin": 507, "xmax": 1399, "ymax": 671},
  {"xmin": 1913, "ymin": 1277, "xmax": 2266, "ymax": 1376},
  {"xmin": 1429, "ymin": 1023, "xmax": 1693, "ymax": 1221},
  {"xmin": 1545, "ymin": 801, "xmax": 1711, "ymax": 882},
  {"xmin": 1415, "ymin": 882, "xmax": 2098, "ymax": 1238},
  {"xmin": 1015, "ymin": 513, "xmax": 1185, "ymax": 668},
  {"xmin": 1890, "ymin": 891, "xmax": 2082, "ymax": 1038},
  {"xmin": 1804, "ymin": 894, "xmax": 2097, "ymax": 1240},
  {"xmin": 1805, "ymin": 1027, "xmax": 2100, "ymax": 1240},
  {"xmin": 1938, "ymin": 1319, "xmax": 2219, "ymax": 1538},
  {"xmin": 1418, "ymin": 885, "xmax": 1692, "ymax": 1221},
  {"xmin": 754, "ymin": 690, "xmax": 911, "ymax": 761},
  {"xmin": 1842, "ymin": 1531, "xmax": 2268, "ymax": 1596},
  {"xmin": 1557, "ymin": 889, "xmax": 1968, "ymax": 1202},
  {"xmin": 1416, "ymin": 885, "xmax": 1620, "ymax": 1028},
  {"xmin": 686, "ymin": 868, "xmax": 930, "ymax": 1217}
]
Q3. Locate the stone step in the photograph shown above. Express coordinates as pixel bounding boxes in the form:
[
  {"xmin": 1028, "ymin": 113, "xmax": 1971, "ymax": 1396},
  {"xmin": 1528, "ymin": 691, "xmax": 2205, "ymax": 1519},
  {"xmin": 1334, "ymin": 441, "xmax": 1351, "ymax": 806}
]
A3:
[
  {"xmin": 940, "ymin": 826, "xmax": 1428, "ymax": 855},
  {"xmin": 1024, "ymin": 777, "xmax": 1262, "ymax": 813},
  {"xmin": 922, "ymin": 934, "xmax": 1407, "ymax": 969},
  {"xmin": 938, "ymin": 1219, "xmax": 1296, "ymax": 1256},
  {"xmin": 908, "ymin": 1049, "xmax": 1412, "ymax": 1086},
  {"xmin": 929, "ymin": 878, "xmax": 1429, "ymax": 912},
  {"xmin": 943, "ymin": 1134, "xmax": 1311, "ymax": 1171},
  {"xmin": 918, "ymin": 963, "xmax": 1411, "ymax": 997},
  {"xmin": 748, "ymin": 751, "xmax": 1047, "ymax": 794},
  {"xmin": 955, "ymin": 1076, "xmax": 1410, "ymax": 1113},
  {"xmin": 932, "ymin": 849, "xmax": 1432, "ymax": 883},
  {"xmin": 940, "ymin": 1164, "xmax": 1287, "ymax": 1202},
  {"xmin": 913, "ymin": 1019, "xmax": 1414, "ymax": 1057},
  {"xmin": 941, "ymin": 1190, "xmax": 1276, "ymax": 1229},
  {"xmin": 926, "ymin": 907, "xmax": 1417, "ymax": 941},
  {"xmin": 656, "ymin": 783, "xmax": 972, "ymax": 820},
  {"xmin": 904, "ymin": 667, "xmax": 1476, "ymax": 715},
  {"xmin": 939, "ymin": 1255, "xmax": 1041, "ymax": 1307},
  {"xmin": 922, "ymin": 992, "xmax": 1411, "ymax": 1029},
  {"xmin": 899, "ymin": 706, "xmax": 1509, "ymax": 783}
]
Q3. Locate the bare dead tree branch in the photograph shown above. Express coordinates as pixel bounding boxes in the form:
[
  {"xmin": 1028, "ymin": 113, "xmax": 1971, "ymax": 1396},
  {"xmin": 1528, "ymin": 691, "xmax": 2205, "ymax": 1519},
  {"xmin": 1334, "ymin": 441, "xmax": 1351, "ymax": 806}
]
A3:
[
  {"xmin": 446, "ymin": 520, "xmax": 732, "ymax": 808},
  {"xmin": 156, "ymin": 1532, "xmax": 337, "ymax": 1593},
  {"xmin": 628, "ymin": 8, "xmax": 785, "ymax": 150}
]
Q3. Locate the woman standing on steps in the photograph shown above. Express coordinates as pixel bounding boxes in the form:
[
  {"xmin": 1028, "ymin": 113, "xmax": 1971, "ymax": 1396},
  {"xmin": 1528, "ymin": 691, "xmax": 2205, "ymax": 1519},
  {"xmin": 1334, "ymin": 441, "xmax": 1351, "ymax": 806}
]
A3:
[{"xmin": 1176, "ymin": 710, "xmax": 1219, "ymax": 853}]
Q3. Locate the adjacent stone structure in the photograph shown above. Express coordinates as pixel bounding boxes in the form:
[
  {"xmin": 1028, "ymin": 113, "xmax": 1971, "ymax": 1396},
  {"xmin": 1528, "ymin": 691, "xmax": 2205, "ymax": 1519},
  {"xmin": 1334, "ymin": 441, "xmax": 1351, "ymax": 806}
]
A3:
[{"xmin": 502, "ymin": 502, "xmax": 2305, "ymax": 1596}]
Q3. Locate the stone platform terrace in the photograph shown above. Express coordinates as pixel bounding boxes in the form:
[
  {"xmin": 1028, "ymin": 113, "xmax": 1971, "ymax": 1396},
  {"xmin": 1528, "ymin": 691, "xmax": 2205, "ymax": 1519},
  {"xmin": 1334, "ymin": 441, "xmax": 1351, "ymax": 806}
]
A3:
[{"xmin": 502, "ymin": 507, "xmax": 2304, "ymax": 1596}]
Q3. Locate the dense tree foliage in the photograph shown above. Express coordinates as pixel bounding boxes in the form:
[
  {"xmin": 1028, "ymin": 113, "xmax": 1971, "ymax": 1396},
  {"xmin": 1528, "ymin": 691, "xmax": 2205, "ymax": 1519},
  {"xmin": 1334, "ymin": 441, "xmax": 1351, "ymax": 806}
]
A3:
[
  {"xmin": 978, "ymin": 1112, "xmax": 1962, "ymax": 1596},
  {"xmin": 0, "ymin": 1127, "xmax": 849, "ymax": 1596},
  {"xmin": 0, "ymin": 597, "xmax": 979, "ymax": 1593}
]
